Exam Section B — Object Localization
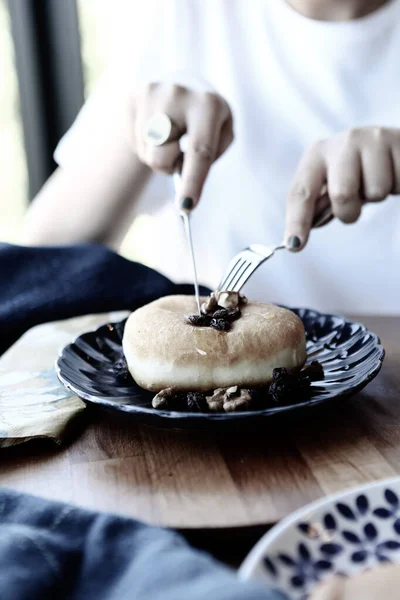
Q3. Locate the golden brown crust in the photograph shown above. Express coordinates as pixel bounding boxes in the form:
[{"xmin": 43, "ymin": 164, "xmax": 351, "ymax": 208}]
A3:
[{"xmin": 123, "ymin": 295, "xmax": 307, "ymax": 392}]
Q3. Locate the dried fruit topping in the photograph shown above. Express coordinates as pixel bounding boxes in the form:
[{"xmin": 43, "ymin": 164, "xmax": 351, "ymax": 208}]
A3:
[
  {"xmin": 152, "ymin": 388, "xmax": 186, "ymax": 410},
  {"xmin": 186, "ymin": 392, "xmax": 208, "ymax": 412},
  {"xmin": 206, "ymin": 386, "xmax": 252, "ymax": 412},
  {"xmin": 226, "ymin": 307, "xmax": 241, "ymax": 321},
  {"xmin": 206, "ymin": 388, "xmax": 226, "ymax": 412},
  {"xmin": 201, "ymin": 293, "xmax": 218, "ymax": 315},
  {"xmin": 224, "ymin": 388, "xmax": 252, "ymax": 412},
  {"xmin": 268, "ymin": 368, "xmax": 309, "ymax": 405},
  {"xmin": 187, "ymin": 314, "xmax": 212, "ymax": 327},
  {"xmin": 214, "ymin": 291, "xmax": 248, "ymax": 309},
  {"xmin": 193, "ymin": 291, "xmax": 245, "ymax": 332},
  {"xmin": 225, "ymin": 385, "xmax": 239, "ymax": 398},
  {"xmin": 301, "ymin": 360, "xmax": 324, "ymax": 382},
  {"xmin": 272, "ymin": 368, "xmax": 287, "ymax": 381},
  {"xmin": 210, "ymin": 318, "xmax": 231, "ymax": 331},
  {"xmin": 152, "ymin": 388, "xmax": 176, "ymax": 409},
  {"xmin": 212, "ymin": 307, "xmax": 241, "ymax": 322},
  {"xmin": 113, "ymin": 356, "xmax": 129, "ymax": 379},
  {"xmin": 212, "ymin": 308, "xmax": 229, "ymax": 320},
  {"xmin": 216, "ymin": 291, "xmax": 241, "ymax": 309},
  {"xmin": 151, "ymin": 364, "xmax": 321, "ymax": 413}
]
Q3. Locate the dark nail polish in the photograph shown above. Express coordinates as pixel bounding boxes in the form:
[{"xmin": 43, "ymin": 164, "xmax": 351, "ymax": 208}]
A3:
[
  {"xmin": 180, "ymin": 197, "xmax": 194, "ymax": 211},
  {"xmin": 287, "ymin": 235, "xmax": 302, "ymax": 250}
]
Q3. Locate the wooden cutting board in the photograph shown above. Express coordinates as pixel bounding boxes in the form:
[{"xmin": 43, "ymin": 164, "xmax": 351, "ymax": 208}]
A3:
[{"xmin": 0, "ymin": 314, "xmax": 399, "ymax": 529}]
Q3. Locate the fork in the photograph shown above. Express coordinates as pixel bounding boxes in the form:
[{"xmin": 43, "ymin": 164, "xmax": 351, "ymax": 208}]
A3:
[{"xmin": 217, "ymin": 203, "xmax": 333, "ymax": 293}]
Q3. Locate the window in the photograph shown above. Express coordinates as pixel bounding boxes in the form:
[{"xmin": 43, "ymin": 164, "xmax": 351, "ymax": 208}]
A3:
[
  {"xmin": 0, "ymin": 0, "xmax": 28, "ymax": 242},
  {"xmin": 1, "ymin": 0, "xmax": 154, "ymax": 262},
  {"xmin": 77, "ymin": 0, "xmax": 157, "ymax": 266},
  {"xmin": 77, "ymin": 0, "xmax": 115, "ymax": 97}
]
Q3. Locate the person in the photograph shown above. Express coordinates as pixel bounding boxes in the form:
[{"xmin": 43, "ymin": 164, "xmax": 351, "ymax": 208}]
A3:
[{"xmin": 21, "ymin": 0, "xmax": 400, "ymax": 314}]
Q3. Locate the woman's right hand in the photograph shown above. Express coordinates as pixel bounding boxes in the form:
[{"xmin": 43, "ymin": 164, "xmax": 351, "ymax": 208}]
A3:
[{"xmin": 131, "ymin": 83, "xmax": 234, "ymax": 210}]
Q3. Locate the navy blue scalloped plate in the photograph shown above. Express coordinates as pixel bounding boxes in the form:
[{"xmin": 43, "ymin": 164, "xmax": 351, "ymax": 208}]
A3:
[{"xmin": 56, "ymin": 308, "xmax": 385, "ymax": 430}]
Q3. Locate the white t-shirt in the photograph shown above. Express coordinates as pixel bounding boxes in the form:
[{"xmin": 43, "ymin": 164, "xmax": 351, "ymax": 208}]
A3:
[{"xmin": 55, "ymin": 0, "xmax": 400, "ymax": 314}]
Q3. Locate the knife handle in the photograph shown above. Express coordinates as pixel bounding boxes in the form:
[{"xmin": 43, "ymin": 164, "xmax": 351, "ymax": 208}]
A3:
[
  {"xmin": 312, "ymin": 193, "xmax": 334, "ymax": 228},
  {"xmin": 312, "ymin": 205, "xmax": 333, "ymax": 228}
]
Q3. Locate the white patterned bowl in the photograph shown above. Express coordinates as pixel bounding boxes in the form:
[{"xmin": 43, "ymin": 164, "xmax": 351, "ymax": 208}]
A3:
[{"xmin": 240, "ymin": 477, "xmax": 400, "ymax": 599}]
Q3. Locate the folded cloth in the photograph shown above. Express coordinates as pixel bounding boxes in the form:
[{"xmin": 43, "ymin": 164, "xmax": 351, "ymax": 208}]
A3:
[
  {"xmin": 0, "ymin": 242, "xmax": 210, "ymax": 356},
  {"xmin": 0, "ymin": 488, "xmax": 288, "ymax": 600},
  {"xmin": 0, "ymin": 242, "xmax": 210, "ymax": 447}
]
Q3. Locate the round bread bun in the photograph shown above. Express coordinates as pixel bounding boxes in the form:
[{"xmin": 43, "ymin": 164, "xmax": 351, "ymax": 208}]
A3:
[{"xmin": 122, "ymin": 295, "xmax": 307, "ymax": 392}]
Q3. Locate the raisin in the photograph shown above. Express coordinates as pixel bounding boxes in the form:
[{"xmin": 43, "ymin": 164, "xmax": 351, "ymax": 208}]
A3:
[
  {"xmin": 213, "ymin": 307, "xmax": 241, "ymax": 322},
  {"xmin": 212, "ymin": 308, "xmax": 229, "ymax": 319},
  {"xmin": 249, "ymin": 388, "xmax": 267, "ymax": 409},
  {"xmin": 114, "ymin": 356, "xmax": 129, "ymax": 379},
  {"xmin": 272, "ymin": 367, "xmax": 288, "ymax": 381},
  {"xmin": 172, "ymin": 393, "xmax": 190, "ymax": 411},
  {"xmin": 268, "ymin": 367, "xmax": 309, "ymax": 405},
  {"xmin": 301, "ymin": 360, "xmax": 324, "ymax": 382},
  {"xmin": 226, "ymin": 308, "xmax": 241, "ymax": 321},
  {"xmin": 210, "ymin": 318, "xmax": 231, "ymax": 331},
  {"xmin": 187, "ymin": 314, "xmax": 212, "ymax": 327},
  {"xmin": 186, "ymin": 392, "xmax": 208, "ymax": 412},
  {"xmin": 158, "ymin": 391, "xmax": 187, "ymax": 411}
]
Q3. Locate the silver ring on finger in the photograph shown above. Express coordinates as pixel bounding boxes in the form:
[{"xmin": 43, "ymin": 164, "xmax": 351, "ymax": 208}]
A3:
[{"xmin": 144, "ymin": 112, "xmax": 173, "ymax": 146}]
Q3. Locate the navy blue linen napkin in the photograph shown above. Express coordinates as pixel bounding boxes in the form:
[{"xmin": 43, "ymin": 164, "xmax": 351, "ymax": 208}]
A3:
[
  {"xmin": 0, "ymin": 488, "xmax": 288, "ymax": 600},
  {"xmin": 0, "ymin": 242, "xmax": 210, "ymax": 356}
]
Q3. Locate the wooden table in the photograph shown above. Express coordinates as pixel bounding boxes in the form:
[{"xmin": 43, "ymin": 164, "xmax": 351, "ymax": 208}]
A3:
[{"xmin": 0, "ymin": 315, "xmax": 399, "ymax": 566}]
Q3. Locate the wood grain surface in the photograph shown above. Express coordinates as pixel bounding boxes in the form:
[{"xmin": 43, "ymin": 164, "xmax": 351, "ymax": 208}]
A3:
[{"xmin": 0, "ymin": 314, "xmax": 399, "ymax": 530}]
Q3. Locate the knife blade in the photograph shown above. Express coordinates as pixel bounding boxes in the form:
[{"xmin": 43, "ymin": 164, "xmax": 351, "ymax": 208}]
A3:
[
  {"xmin": 181, "ymin": 212, "xmax": 202, "ymax": 316},
  {"xmin": 173, "ymin": 171, "xmax": 202, "ymax": 316}
]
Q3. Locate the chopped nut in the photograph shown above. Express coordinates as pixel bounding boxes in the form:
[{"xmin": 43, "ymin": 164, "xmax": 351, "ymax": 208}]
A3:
[
  {"xmin": 152, "ymin": 388, "xmax": 175, "ymax": 409},
  {"xmin": 206, "ymin": 386, "xmax": 253, "ymax": 412},
  {"xmin": 215, "ymin": 291, "xmax": 248, "ymax": 309},
  {"xmin": 201, "ymin": 293, "xmax": 218, "ymax": 314},
  {"xmin": 223, "ymin": 389, "xmax": 252, "ymax": 412},
  {"xmin": 206, "ymin": 388, "xmax": 226, "ymax": 411},
  {"xmin": 226, "ymin": 385, "xmax": 239, "ymax": 398},
  {"xmin": 216, "ymin": 291, "xmax": 241, "ymax": 309}
]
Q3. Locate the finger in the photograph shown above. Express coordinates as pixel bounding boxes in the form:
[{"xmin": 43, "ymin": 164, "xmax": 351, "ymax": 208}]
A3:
[
  {"xmin": 285, "ymin": 143, "xmax": 326, "ymax": 251},
  {"xmin": 327, "ymin": 147, "xmax": 362, "ymax": 223},
  {"xmin": 215, "ymin": 114, "xmax": 234, "ymax": 160},
  {"xmin": 143, "ymin": 141, "xmax": 182, "ymax": 174},
  {"xmin": 361, "ymin": 134, "xmax": 393, "ymax": 202},
  {"xmin": 134, "ymin": 99, "xmax": 183, "ymax": 167},
  {"xmin": 178, "ymin": 96, "xmax": 228, "ymax": 208},
  {"xmin": 390, "ymin": 143, "xmax": 400, "ymax": 194}
]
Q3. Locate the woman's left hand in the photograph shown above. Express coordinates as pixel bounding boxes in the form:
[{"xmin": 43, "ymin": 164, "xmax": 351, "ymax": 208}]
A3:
[{"xmin": 284, "ymin": 126, "xmax": 400, "ymax": 251}]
